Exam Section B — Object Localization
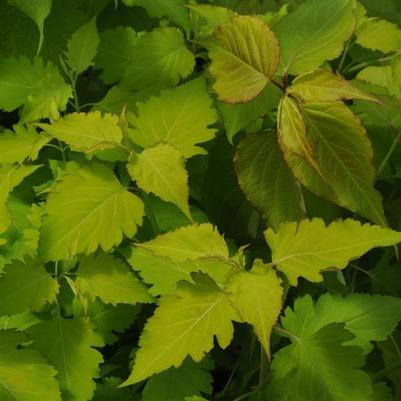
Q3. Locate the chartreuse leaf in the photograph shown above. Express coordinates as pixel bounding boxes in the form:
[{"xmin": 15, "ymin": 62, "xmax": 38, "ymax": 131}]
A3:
[
  {"xmin": 0, "ymin": 259, "xmax": 58, "ymax": 316},
  {"xmin": 122, "ymin": 27, "xmax": 195, "ymax": 90},
  {"xmin": 0, "ymin": 125, "xmax": 51, "ymax": 164},
  {"xmin": 289, "ymin": 69, "xmax": 380, "ymax": 103},
  {"xmin": 285, "ymin": 101, "xmax": 386, "ymax": 225},
  {"xmin": 269, "ymin": 296, "xmax": 372, "ymax": 401},
  {"xmin": 356, "ymin": 17, "xmax": 401, "ymax": 53},
  {"xmin": 39, "ymin": 163, "xmax": 144, "ymax": 261},
  {"xmin": 142, "ymin": 358, "xmax": 212, "ymax": 401},
  {"xmin": 0, "ymin": 57, "xmax": 71, "ymax": 122},
  {"xmin": 7, "ymin": 0, "xmax": 52, "ymax": 54},
  {"xmin": 0, "ymin": 331, "xmax": 61, "ymax": 401},
  {"xmin": 127, "ymin": 248, "xmax": 234, "ymax": 296},
  {"xmin": 207, "ymin": 15, "xmax": 279, "ymax": 103},
  {"xmin": 37, "ymin": 111, "xmax": 123, "ymax": 153},
  {"xmin": 66, "ymin": 18, "xmax": 100, "ymax": 74},
  {"xmin": 75, "ymin": 253, "xmax": 153, "ymax": 305},
  {"xmin": 123, "ymin": 275, "xmax": 240, "ymax": 385},
  {"xmin": 273, "ymin": 0, "xmax": 354, "ymax": 75},
  {"xmin": 28, "ymin": 318, "xmax": 104, "ymax": 401},
  {"xmin": 265, "ymin": 218, "xmax": 401, "ymax": 285},
  {"xmin": 137, "ymin": 223, "xmax": 229, "ymax": 262},
  {"xmin": 127, "ymin": 143, "xmax": 191, "ymax": 219},
  {"xmin": 227, "ymin": 260, "xmax": 283, "ymax": 357},
  {"xmin": 128, "ymin": 78, "xmax": 217, "ymax": 158},
  {"xmin": 234, "ymin": 132, "xmax": 304, "ymax": 229}
]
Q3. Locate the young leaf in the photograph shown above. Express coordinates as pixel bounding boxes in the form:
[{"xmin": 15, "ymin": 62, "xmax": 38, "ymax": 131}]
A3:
[
  {"xmin": 273, "ymin": 0, "xmax": 354, "ymax": 75},
  {"xmin": 123, "ymin": 276, "xmax": 239, "ymax": 384},
  {"xmin": 0, "ymin": 331, "xmax": 61, "ymax": 401},
  {"xmin": 122, "ymin": 27, "xmax": 195, "ymax": 90},
  {"xmin": 28, "ymin": 318, "xmax": 104, "ymax": 401},
  {"xmin": 289, "ymin": 69, "xmax": 380, "ymax": 103},
  {"xmin": 66, "ymin": 18, "xmax": 100, "ymax": 73},
  {"xmin": 75, "ymin": 253, "xmax": 153, "ymax": 306},
  {"xmin": 0, "ymin": 259, "xmax": 58, "ymax": 316},
  {"xmin": 142, "ymin": 358, "xmax": 213, "ymax": 401},
  {"xmin": 227, "ymin": 260, "xmax": 283, "ymax": 357},
  {"xmin": 39, "ymin": 163, "xmax": 144, "ymax": 261},
  {"xmin": 265, "ymin": 218, "xmax": 401, "ymax": 285},
  {"xmin": 234, "ymin": 131, "xmax": 304, "ymax": 229},
  {"xmin": 37, "ymin": 111, "xmax": 123, "ymax": 153},
  {"xmin": 128, "ymin": 77, "xmax": 217, "ymax": 158},
  {"xmin": 137, "ymin": 223, "xmax": 229, "ymax": 262},
  {"xmin": 207, "ymin": 15, "xmax": 280, "ymax": 103},
  {"xmin": 0, "ymin": 57, "xmax": 71, "ymax": 122},
  {"xmin": 127, "ymin": 143, "xmax": 191, "ymax": 219}
]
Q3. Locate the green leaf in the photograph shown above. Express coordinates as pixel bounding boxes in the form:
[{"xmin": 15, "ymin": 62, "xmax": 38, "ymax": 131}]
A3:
[
  {"xmin": 269, "ymin": 297, "xmax": 372, "ymax": 401},
  {"xmin": 227, "ymin": 260, "xmax": 283, "ymax": 357},
  {"xmin": 28, "ymin": 317, "xmax": 104, "ymax": 401},
  {"xmin": 142, "ymin": 358, "xmax": 212, "ymax": 401},
  {"xmin": 39, "ymin": 163, "xmax": 144, "ymax": 261},
  {"xmin": 265, "ymin": 218, "xmax": 401, "ymax": 285},
  {"xmin": 207, "ymin": 15, "xmax": 279, "ymax": 103},
  {"xmin": 235, "ymin": 131, "xmax": 304, "ymax": 229},
  {"xmin": 127, "ymin": 248, "xmax": 234, "ymax": 296},
  {"xmin": 0, "ymin": 125, "xmax": 51, "ymax": 164},
  {"xmin": 285, "ymin": 101, "xmax": 386, "ymax": 225},
  {"xmin": 128, "ymin": 77, "xmax": 217, "ymax": 158},
  {"xmin": 7, "ymin": 0, "xmax": 52, "ymax": 54},
  {"xmin": 66, "ymin": 18, "xmax": 100, "ymax": 74},
  {"xmin": 122, "ymin": 27, "xmax": 195, "ymax": 91},
  {"xmin": 289, "ymin": 69, "xmax": 380, "ymax": 103},
  {"xmin": 37, "ymin": 111, "xmax": 123, "ymax": 153},
  {"xmin": 273, "ymin": 0, "xmax": 354, "ymax": 75},
  {"xmin": 137, "ymin": 223, "xmax": 229, "ymax": 262},
  {"xmin": 92, "ymin": 377, "xmax": 134, "ymax": 401},
  {"xmin": 127, "ymin": 143, "xmax": 191, "ymax": 219},
  {"xmin": 94, "ymin": 27, "xmax": 137, "ymax": 84},
  {"xmin": 0, "ymin": 57, "xmax": 71, "ymax": 122},
  {"xmin": 75, "ymin": 253, "xmax": 152, "ymax": 306},
  {"xmin": 0, "ymin": 259, "xmax": 58, "ymax": 316},
  {"xmin": 0, "ymin": 330, "xmax": 61, "ymax": 401},
  {"xmin": 123, "ymin": 275, "xmax": 239, "ymax": 384}
]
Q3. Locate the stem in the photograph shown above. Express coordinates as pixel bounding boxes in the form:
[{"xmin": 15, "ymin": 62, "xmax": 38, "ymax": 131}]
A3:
[
  {"xmin": 271, "ymin": 78, "xmax": 285, "ymax": 92},
  {"xmin": 377, "ymin": 131, "xmax": 401, "ymax": 175},
  {"xmin": 71, "ymin": 73, "xmax": 80, "ymax": 112},
  {"xmin": 338, "ymin": 39, "xmax": 352, "ymax": 73},
  {"xmin": 273, "ymin": 325, "xmax": 300, "ymax": 342}
]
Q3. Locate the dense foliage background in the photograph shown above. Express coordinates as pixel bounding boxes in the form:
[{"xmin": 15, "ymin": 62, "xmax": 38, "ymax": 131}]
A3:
[{"xmin": 1, "ymin": 0, "xmax": 401, "ymax": 400}]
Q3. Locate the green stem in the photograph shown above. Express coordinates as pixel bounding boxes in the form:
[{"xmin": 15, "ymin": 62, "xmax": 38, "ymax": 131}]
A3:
[
  {"xmin": 377, "ymin": 131, "xmax": 401, "ymax": 175},
  {"xmin": 338, "ymin": 39, "xmax": 352, "ymax": 73}
]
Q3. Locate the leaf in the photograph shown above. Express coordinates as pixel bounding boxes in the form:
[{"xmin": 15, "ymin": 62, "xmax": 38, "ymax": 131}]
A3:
[
  {"xmin": 0, "ymin": 57, "xmax": 71, "ymax": 122},
  {"xmin": 0, "ymin": 259, "xmax": 58, "ymax": 316},
  {"xmin": 75, "ymin": 253, "xmax": 152, "ymax": 306},
  {"xmin": 94, "ymin": 27, "xmax": 137, "ymax": 84},
  {"xmin": 127, "ymin": 143, "xmax": 191, "ymax": 219},
  {"xmin": 127, "ymin": 248, "xmax": 234, "ymax": 296},
  {"xmin": 66, "ymin": 18, "xmax": 100, "ymax": 73},
  {"xmin": 39, "ymin": 163, "xmax": 144, "ymax": 261},
  {"xmin": 28, "ymin": 317, "xmax": 104, "ymax": 401},
  {"xmin": 273, "ymin": 0, "xmax": 354, "ymax": 75},
  {"xmin": 289, "ymin": 69, "xmax": 380, "ymax": 103},
  {"xmin": 92, "ymin": 377, "xmax": 134, "ymax": 401},
  {"xmin": 0, "ymin": 331, "xmax": 61, "ymax": 401},
  {"xmin": 142, "ymin": 358, "xmax": 213, "ymax": 401},
  {"xmin": 285, "ymin": 101, "xmax": 386, "ymax": 225},
  {"xmin": 269, "ymin": 297, "xmax": 372, "ymax": 401},
  {"xmin": 265, "ymin": 218, "xmax": 401, "ymax": 285},
  {"xmin": 356, "ymin": 17, "xmax": 401, "ymax": 53},
  {"xmin": 234, "ymin": 131, "xmax": 304, "ymax": 229},
  {"xmin": 207, "ymin": 15, "xmax": 279, "ymax": 103},
  {"xmin": 128, "ymin": 77, "xmax": 217, "ymax": 158},
  {"xmin": 0, "ymin": 125, "xmax": 51, "ymax": 164},
  {"xmin": 137, "ymin": 223, "xmax": 229, "ymax": 262},
  {"xmin": 7, "ymin": 0, "xmax": 52, "ymax": 54},
  {"xmin": 37, "ymin": 111, "xmax": 123, "ymax": 153},
  {"xmin": 123, "ymin": 276, "xmax": 239, "ymax": 384},
  {"xmin": 122, "ymin": 27, "xmax": 195, "ymax": 91},
  {"xmin": 227, "ymin": 260, "xmax": 283, "ymax": 357}
]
